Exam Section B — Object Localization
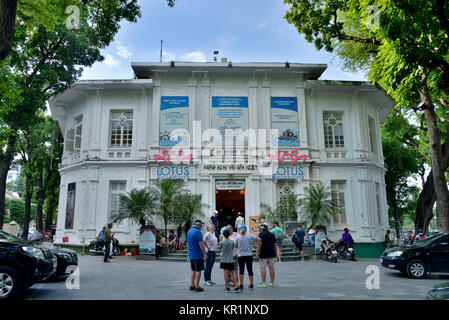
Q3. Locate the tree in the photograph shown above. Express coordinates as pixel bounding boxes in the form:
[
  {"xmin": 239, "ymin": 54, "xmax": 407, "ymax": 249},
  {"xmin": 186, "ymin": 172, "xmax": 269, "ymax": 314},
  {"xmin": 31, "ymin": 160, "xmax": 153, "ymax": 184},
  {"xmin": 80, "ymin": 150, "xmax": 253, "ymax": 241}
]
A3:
[
  {"xmin": 260, "ymin": 193, "xmax": 299, "ymax": 226},
  {"xmin": 6, "ymin": 172, "xmax": 25, "ymax": 198},
  {"xmin": 173, "ymin": 193, "xmax": 208, "ymax": 239},
  {"xmin": 0, "ymin": 1, "xmax": 142, "ymax": 229},
  {"xmin": 110, "ymin": 188, "xmax": 158, "ymax": 227},
  {"xmin": 285, "ymin": 0, "xmax": 449, "ymax": 232},
  {"xmin": 152, "ymin": 179, "xmax": 185, "ymax": 239},
  {"xmin": 297, "ymin": 182, "xmax": 339, "ymax": 229}
]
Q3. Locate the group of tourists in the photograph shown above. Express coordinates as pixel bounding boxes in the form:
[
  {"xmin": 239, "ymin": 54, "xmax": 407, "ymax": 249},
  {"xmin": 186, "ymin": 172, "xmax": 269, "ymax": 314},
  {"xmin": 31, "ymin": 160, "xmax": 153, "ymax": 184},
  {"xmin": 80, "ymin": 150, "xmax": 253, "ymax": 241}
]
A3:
[{"xmin": 186, "ymin": 211, "xmax": 305, "ymax": 293}]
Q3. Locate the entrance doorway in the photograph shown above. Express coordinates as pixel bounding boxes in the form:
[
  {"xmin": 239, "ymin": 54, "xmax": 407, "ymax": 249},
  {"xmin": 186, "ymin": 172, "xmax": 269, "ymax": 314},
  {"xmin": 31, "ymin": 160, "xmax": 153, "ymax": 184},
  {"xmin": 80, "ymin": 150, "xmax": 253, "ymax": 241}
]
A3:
[{"xmin": 215, "ymin": 189, "xmax": 245, "ymax": 230}]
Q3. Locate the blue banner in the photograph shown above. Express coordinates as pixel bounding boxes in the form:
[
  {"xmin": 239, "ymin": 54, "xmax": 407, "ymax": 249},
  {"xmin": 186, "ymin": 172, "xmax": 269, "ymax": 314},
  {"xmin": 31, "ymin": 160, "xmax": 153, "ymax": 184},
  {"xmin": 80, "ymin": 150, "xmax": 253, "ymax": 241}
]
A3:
[
  {"xmin": 161, "ymin": 96, "xmax": 189, "ymax": 111},
  {"xmin": 271, "ymin": 97, "xmax": 298, "ymax": 112}
]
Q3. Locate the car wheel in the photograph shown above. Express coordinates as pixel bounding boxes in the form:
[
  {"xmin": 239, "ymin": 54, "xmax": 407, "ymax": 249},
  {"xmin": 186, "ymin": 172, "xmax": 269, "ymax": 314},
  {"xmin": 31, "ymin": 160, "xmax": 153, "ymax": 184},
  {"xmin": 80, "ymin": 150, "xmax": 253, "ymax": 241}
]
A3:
[
  {"xmin": 0, "ymin": 266, "xmax": 23, "ymax": 300},
  {"xmin": 406, "ymin": 260, "xmax": 427, "ymax": 279}
]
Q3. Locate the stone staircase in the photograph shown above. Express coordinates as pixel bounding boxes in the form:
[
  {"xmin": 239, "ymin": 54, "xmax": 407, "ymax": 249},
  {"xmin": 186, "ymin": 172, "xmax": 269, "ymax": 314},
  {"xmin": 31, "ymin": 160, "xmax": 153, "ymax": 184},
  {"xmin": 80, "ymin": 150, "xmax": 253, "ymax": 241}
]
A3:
[{"xmin": 159, "ymin": 242, "xmax": 312, "ymax": 262}]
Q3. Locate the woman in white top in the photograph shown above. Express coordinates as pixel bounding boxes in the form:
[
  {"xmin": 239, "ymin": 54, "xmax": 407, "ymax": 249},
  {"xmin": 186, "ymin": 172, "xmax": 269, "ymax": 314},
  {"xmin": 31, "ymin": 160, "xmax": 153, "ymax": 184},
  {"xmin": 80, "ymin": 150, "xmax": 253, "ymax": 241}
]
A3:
[
  {"xmin": 234, "ymin": 226, "xmax": 260, "ymax": 289},
  {"xmin": 203, "ymin": 224, "xmax": 218, "ymax": 286}
]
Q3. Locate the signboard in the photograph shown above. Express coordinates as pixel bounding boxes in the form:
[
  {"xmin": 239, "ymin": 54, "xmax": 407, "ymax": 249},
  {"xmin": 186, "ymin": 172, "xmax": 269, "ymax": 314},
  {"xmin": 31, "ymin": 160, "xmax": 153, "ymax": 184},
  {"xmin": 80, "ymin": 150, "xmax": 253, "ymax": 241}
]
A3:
[
  {"xmin": 216, "ymin": 180, "xmax": 245, "ymax": 190},
  {"xmin": 272, "ymin": 166, "xmax": 304, "ymax": 180},
  {"xmin": 211, "ymin": 96, "xmax": 248, "ymax": 146},
  {"xmin": 271, "ymin": 97, "xmax": 299, "ymax": 146},
  {"xmin": 160, "ymin": 96, "xmax": 189, "ymax": 146},
  {"xmin": 157, "ymin": 165, "xmax": 190, "ymax": 181},
  {"xmin": 139, "ymin": 229, "xmax": 156, "ymax": 255},
  {"xmin": 65, "ymin": 183, "xmax": 76, "ymax": 229}
]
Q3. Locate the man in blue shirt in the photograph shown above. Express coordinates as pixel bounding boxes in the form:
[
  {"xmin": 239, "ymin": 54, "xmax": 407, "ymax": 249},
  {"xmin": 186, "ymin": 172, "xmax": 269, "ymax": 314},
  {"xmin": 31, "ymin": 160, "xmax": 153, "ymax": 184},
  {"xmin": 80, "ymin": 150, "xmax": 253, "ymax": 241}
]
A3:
[{"xmin": 186, "ymin": 220, "xmax": 208, "ymax": 292}]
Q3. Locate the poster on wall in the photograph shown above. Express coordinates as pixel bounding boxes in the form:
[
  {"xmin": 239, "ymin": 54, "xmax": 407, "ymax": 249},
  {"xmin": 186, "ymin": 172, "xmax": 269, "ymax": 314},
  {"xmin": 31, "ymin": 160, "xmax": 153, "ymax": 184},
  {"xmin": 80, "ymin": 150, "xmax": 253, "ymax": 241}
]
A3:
[
  {"xmin": 248, "ymin": 216, "xmax": 267, "ymax": 235},
  {"xmin": 65, "ymin": 183, "xmax": 76, "ymax": 229},
  {"xmin": 211, "ymin": 96, "xmax": 248, "ymax": 145},
  {"xmin": 271, "ymin": 97, "xmax": 300, "ymax": 146},
  {"xmin": 160, "ymin": 96, "xmax": 189, "ymax": 146}
]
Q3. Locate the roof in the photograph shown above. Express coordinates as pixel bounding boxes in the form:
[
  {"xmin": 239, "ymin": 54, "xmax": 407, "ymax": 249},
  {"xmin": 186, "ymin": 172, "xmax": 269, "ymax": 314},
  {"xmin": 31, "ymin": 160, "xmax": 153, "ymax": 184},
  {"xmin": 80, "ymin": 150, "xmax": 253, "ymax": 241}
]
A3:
[{"xmin": 131, "ymin": 61, "xmax": 327, "ymax": 80}]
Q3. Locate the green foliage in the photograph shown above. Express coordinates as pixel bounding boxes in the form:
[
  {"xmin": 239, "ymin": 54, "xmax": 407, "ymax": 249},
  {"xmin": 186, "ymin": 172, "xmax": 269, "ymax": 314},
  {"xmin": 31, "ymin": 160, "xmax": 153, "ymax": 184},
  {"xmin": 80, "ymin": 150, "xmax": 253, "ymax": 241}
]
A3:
[
  {"xmin": 173, "ymin": 193, "xmax": 208, "ymax": 238},
  {"xmin": 111, "ymin": 188, "xmax": 158, "ymax": 226},
  {"xmin": 260, "ymin": 193, "xmax": 299, "ymax": 226},
  {"xmin": 297, "ymin": 182, "xmax": 340, "ymax": 228},
  {"xmin": 4, "ymin": 198, "xmax": 36, "ymax": 225}
]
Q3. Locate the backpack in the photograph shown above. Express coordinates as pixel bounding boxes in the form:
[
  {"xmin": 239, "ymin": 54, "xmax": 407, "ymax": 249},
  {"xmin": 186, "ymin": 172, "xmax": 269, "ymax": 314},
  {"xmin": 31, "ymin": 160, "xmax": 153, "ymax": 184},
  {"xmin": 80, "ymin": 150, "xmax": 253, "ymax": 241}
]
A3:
[{"xmin": 274, "ymin": 228, "xmax": 283, "ymax": 240}]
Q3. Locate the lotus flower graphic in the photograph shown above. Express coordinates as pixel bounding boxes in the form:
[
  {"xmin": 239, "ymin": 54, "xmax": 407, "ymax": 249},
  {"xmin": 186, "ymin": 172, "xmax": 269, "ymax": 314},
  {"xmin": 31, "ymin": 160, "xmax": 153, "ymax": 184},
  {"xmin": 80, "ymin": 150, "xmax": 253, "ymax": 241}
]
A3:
[
  {"xmin": 268, "ymin": 149, "xmax": 306, "ymax": 165},
  {"xmin": 154, "ymin": 149, "xmax": 193, "ymax": 164}
]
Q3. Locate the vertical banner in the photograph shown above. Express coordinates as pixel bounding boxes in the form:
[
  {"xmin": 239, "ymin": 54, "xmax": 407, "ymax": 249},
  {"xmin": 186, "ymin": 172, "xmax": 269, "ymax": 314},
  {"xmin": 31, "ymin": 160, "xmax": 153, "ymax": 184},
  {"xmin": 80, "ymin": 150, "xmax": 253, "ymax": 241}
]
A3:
[
  {"xmin": 65, "ymin": 183, "xmax": 76, "ymax": 229},
  {"xmin": 160, "ymin": 96, "xmax": 189, "ymax": 146},
  {"xmin": 139, "ymin": 227, "xmax": 156, "ymax": 255},
  {"xmin": 211, "ymin": 96, "xmax": 248, "ymax": 145},
  {"xmin": 271, "ymin": 97, "xmax": 300, "ymax": 146}
]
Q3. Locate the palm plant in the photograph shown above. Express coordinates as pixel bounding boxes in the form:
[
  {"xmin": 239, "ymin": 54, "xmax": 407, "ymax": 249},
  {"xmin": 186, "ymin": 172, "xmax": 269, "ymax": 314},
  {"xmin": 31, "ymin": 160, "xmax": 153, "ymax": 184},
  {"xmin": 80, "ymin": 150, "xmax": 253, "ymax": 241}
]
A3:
[
  {"xmin": 110, "ymin": 188, "xmax": 158, "ymax": 227},
  {"xmin": 297, "ymin": 182, "xmax": 340, "ymax": 229},
  {"xmin": 260, "ymin": 193, "xmax": 299, "ymax": 226},
  {"xmin": 173, "ymin": 193, "xmax": 209, "ymax": 240},
  {"xmin": 151, "ymin": 179, "xmax": 185, "ymax": 239}
]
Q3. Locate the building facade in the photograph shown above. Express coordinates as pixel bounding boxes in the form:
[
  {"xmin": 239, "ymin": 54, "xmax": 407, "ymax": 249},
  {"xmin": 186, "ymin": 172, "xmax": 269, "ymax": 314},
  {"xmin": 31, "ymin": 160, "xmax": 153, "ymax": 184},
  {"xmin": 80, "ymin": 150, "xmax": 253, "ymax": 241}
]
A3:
[{"xmin": 49, "ymin": 62, "xmax": 394, "ymax": 252}]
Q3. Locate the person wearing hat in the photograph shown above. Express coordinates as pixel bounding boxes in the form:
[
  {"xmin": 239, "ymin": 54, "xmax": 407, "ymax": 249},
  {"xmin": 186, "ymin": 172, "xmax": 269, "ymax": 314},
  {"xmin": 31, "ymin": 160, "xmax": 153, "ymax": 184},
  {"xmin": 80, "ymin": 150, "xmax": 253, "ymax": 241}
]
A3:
[
  {"xmin": 186, "ymin": 220, "xmax": 208, "ymax": 292},
  {"xmin": 256, "ymin": 224, "xmax": 278, "ymax": 288},
  {"xmin": 209, "ymin": 210, "xmax": 220, "ymax": 239},
  {"xmin": 235, "ymin": 212, "xmax": 245, "ymax": 232},
  {"xmin": 234, "ymin": 225, "xmax": 260, "ymax": 290},
  {"xmin": 415, "ymin": 229, "xmax": 426, "ymax": 241}
]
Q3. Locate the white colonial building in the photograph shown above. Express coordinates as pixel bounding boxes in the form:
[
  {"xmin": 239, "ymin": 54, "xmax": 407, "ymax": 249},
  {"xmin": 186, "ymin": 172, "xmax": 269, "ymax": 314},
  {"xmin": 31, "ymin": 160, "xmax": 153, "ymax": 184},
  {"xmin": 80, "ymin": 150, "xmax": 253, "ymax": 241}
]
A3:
[{"xmin": 49, "ymin": 62, "xmax": 394, "ymax": 251}]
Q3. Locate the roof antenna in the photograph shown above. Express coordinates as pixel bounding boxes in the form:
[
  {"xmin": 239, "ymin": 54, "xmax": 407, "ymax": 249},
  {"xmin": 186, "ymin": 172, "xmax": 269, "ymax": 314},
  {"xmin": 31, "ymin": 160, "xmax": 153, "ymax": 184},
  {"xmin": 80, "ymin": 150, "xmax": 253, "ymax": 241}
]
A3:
[
  {"xmin": 213, "ymin": 50, "xmax": 219, "ymax": 62},
  {"xmin": 160, "ymin": 40, "xmax": 164, "ymax": 62}
]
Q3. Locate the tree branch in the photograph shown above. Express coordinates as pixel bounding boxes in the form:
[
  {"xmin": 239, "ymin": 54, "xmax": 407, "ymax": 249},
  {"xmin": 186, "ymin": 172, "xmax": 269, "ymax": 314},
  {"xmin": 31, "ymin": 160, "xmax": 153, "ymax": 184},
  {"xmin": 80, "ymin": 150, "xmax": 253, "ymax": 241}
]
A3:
[{"xmin": 331, "ymin": 9, "xmax": 381, "ymax": 46}]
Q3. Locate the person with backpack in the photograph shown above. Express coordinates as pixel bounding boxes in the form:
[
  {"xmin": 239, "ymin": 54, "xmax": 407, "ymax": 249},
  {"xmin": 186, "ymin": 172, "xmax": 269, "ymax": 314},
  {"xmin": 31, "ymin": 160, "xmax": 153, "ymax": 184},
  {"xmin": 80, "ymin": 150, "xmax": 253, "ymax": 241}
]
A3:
[
  {"xmin": 293, "ymin": 224, "xmax": 305, "ymax": 262},
  {"xmin": 271, "ymin": 222, "xmax": 285, "ymax": 262}
]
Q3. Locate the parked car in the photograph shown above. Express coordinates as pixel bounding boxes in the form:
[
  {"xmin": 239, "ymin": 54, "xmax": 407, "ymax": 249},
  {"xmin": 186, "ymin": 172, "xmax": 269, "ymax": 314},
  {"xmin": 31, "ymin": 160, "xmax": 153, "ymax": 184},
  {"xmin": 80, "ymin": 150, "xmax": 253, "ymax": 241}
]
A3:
[
  {"xmin": 380, "ymin": 233, "xmax": 449, "ymax": 279},
  {"xmin": 0, "ymin": 230, "xmax": 57, "ymax": 300},
  {"xmin": 427, "ymin": 282, "xmax": 449, "ymax": 300},
  {"xmin": 49, "ymin": 247, "xmax": 78, "ymax": 277}
]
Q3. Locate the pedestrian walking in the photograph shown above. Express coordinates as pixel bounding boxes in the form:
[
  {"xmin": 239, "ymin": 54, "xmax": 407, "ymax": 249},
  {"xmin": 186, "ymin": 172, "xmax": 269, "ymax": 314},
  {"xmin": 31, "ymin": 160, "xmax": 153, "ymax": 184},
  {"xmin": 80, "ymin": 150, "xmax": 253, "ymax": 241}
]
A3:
[
  {"xmin": 103, "ymin": 223, "xmax": 113, "ymax": 263},
  {"xmin": 219, "ymin": 230, "xmax": 240, "ymax": 293},
  {"xmin": 271, "ymin": 222, "xmax": 285, "ymax": 261},
  {"xmin": 256, "ymin": 224, "xmax": 278, "ymax": 288},
  {"xmin": 235, "ymin": 212, "xmax": 244, "ymax": 231},
  {"xmin": 385, "ymin": 230, "xmax": 392, "ymax": 248},
  {"xmin": 203, "ymin": 224, "xmax": 218, "ymax": 286},
  {"xmin": 235, "ymin": 225, "xmax": 259, "ymax": 290},
  {"xmin": 294, "ymin": 224, "xmax": 305, "ymax": 262},
  {"xmin": 186, "ymin": 220, "xmax": 208, "ymax": 292},
  {"xmin": 209, "ymin": 210, "xmax": 220, "ymax": 239}
]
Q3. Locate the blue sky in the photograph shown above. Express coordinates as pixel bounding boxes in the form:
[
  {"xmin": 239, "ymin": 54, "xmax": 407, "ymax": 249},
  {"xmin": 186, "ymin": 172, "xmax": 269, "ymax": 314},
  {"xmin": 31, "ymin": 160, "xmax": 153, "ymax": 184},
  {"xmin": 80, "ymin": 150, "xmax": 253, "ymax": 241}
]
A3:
[{"xmin": 81, "ymin": 0, "xmax": 367, "ymax": 81}]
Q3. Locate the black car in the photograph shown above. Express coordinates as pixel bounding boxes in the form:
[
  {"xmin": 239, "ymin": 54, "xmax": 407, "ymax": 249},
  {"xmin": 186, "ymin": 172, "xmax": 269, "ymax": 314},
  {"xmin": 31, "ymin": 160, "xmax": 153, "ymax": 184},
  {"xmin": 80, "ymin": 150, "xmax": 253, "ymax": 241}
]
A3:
[
  {"xmin": 427, "ymin": 282, "xmax": 449, "ymax": 300},
  {"xmin": 380, "ymin": 233, "xmax": 449, "ymax": 279},
  {"xmin": 0, "ymin": 230, "xmax": 57, "ymax": 299},
  {"xmin": 50, "ymin": 247, "xmax": 78, "ymax": 277}
]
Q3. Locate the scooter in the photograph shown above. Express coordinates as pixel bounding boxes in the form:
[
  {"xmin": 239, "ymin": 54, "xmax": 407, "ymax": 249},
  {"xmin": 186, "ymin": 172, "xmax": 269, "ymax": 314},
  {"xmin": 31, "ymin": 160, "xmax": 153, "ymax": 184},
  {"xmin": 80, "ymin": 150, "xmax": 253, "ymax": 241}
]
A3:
[
  {"xmin": 320, "ymin": 238, "xmax": 338, "ymax": 263},
  {"xmin": 89, "ymin": 238, "xmax": 121, "ymax": 256},
  {"xmin": 335, "ymin": 239, "xmax": 356, "ymax": 261}
]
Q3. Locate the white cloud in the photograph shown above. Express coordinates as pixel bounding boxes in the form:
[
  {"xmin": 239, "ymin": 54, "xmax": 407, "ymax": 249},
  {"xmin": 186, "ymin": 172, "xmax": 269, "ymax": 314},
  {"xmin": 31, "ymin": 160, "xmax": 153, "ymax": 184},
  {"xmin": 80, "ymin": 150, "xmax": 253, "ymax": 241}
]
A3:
[
  {"xmin": 257, "ymin": 21, "xmax": 269, "ymax": 29},
  {"xmin": 180, "ymin": 51, "xmax": 207, "ymax": 62},
  {"xmin": 104, "ymin": 54, "xmax": 120, "ymax": 67},
  {"xmin": 116, "ymin": 43, "xmax": 132, "ymax": 59}
]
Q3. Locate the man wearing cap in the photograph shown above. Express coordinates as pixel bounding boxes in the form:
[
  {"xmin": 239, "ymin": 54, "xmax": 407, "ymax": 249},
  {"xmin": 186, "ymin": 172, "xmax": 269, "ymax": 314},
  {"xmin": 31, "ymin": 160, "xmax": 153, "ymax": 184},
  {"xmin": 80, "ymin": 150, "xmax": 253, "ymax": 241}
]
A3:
[
  {"xmin": 256, "ymin": 224, "xmax": 278, "ymax": 288},
  {"xmin": 186, "ymin": 220, "xmax": 208, "ymax": 292},
  {"xmin": 209, "ymin": 210, "xmax": 220, "ymax": 239},
  {"xmin": 235, "ymin": 212, "xmax": 244, "ymax": 231}
]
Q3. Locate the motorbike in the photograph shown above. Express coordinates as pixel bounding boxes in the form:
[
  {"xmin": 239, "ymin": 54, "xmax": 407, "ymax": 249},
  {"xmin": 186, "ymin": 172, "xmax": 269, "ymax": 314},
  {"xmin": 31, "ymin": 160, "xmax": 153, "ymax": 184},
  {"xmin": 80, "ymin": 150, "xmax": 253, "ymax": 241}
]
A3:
[
  {"xmin": 335, "ymin": 239, "xmax": 356, "ymax": 261},
  {"xmin": 320, "ymin": 238, "xmax": 338, "ymax": 263},
  {"xmin": 89, "ymin": 237, "xmax": 121, "ymax": 256}
]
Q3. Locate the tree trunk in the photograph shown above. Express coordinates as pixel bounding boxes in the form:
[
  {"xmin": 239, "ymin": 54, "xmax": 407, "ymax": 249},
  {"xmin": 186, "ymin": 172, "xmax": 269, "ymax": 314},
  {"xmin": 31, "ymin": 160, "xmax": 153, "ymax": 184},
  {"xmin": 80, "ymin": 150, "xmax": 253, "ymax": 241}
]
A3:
[
  {"xmin": 393, "ymin": 201, "xmax": 401, "ymax": 246},
  {"xmin": 0, "ymin": 134, "xmax": 17, "ymax": 230},
  {"xmin": 22, "ymin": 173, "xmax": 32, "ymax": 240},
  {"xmin": 415, "ymin": 173, "xmax": 437, "ymax": 233},
  {"xmin": 35, "ymin": 169, "xmax": 44, "ymax": 232},
  {"xmin": 45, "ymin": 197, "xmax": 55, "ymax": 233},
  {"xmin": 0, "ymin": 0, "xmax": 18, "ymax": 60},
  {"xmin": 422, "ymin": 88, "xmax": 449, "ymax": 233}
]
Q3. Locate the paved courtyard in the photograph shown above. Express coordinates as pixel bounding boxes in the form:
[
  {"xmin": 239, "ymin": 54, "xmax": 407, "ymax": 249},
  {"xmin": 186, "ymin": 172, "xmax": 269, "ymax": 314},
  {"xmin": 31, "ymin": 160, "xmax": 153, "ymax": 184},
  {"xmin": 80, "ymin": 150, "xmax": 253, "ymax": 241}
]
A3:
[{"xmin": 23, "ymin": 255, "xmax": 449, "ymax": 300}]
